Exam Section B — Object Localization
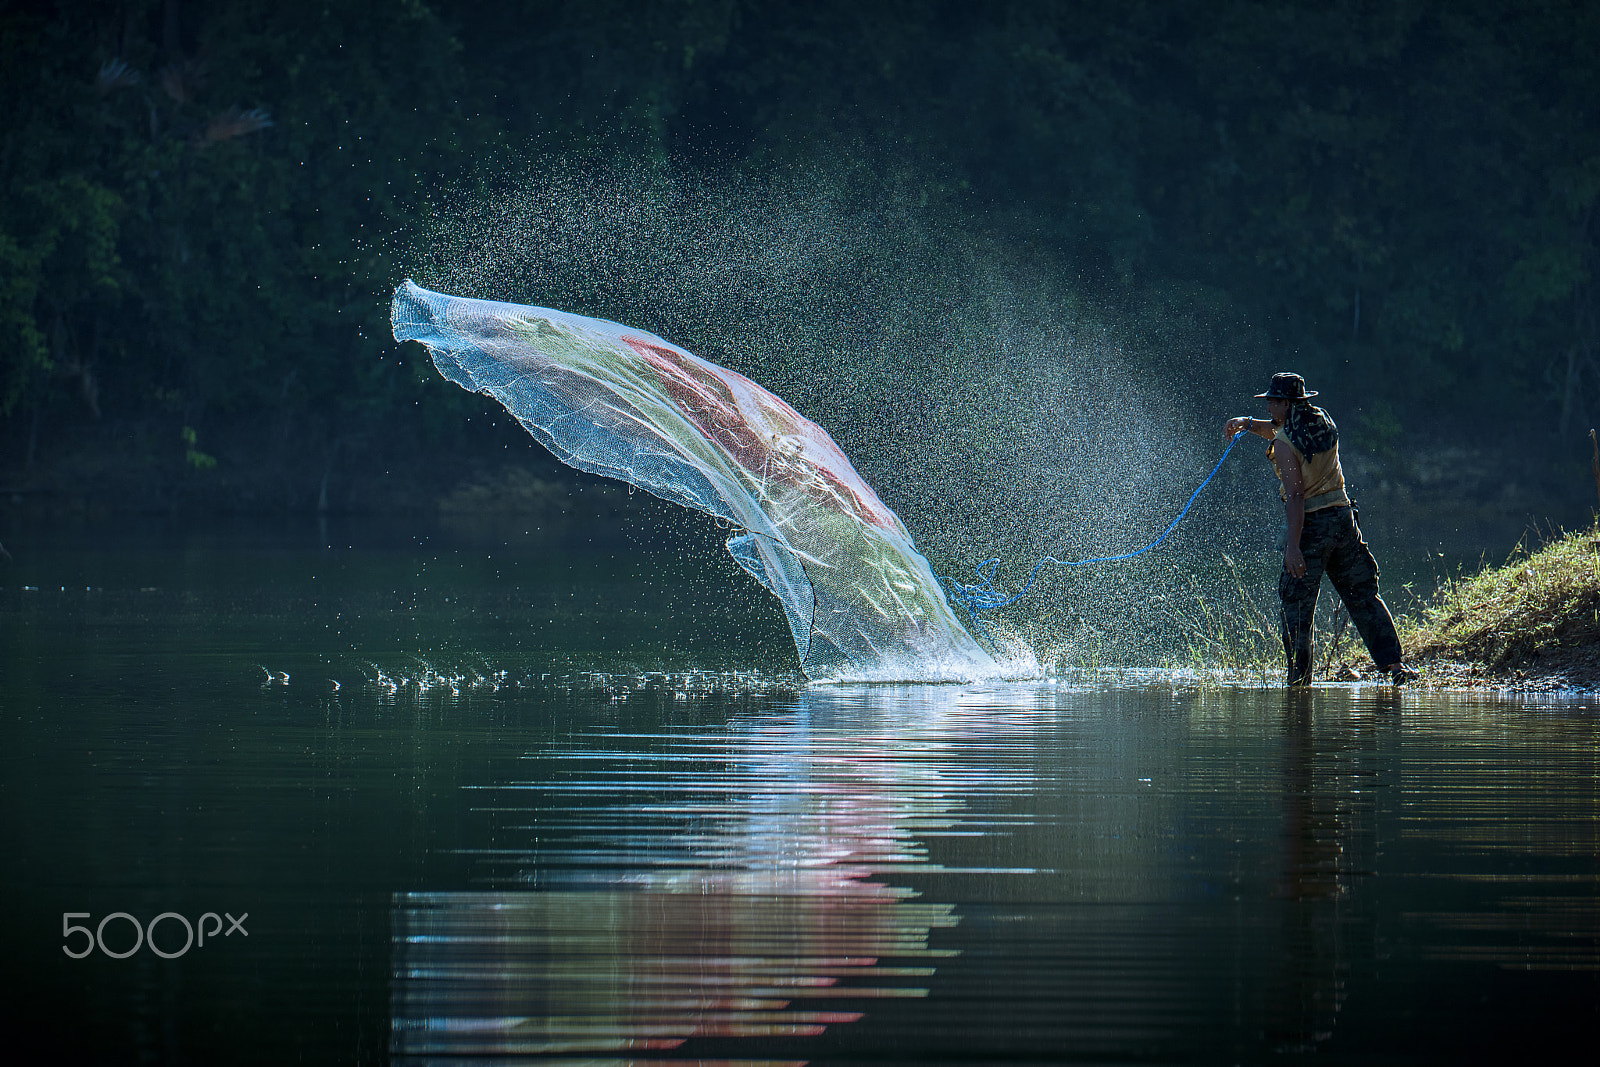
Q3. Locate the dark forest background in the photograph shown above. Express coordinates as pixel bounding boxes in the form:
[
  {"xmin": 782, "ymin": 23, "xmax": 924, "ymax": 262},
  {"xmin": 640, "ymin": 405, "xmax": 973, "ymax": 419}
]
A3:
[{"xmin": 2, "ymin": 0, "xmax": 1597, "ymax": 530}]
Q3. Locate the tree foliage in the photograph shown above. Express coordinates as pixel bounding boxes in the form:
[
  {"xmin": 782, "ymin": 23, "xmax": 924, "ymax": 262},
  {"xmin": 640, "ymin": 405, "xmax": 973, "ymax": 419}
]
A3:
[{"xmin": 1, "ymin": 0, "xmax": 1596, "ymax": 504}]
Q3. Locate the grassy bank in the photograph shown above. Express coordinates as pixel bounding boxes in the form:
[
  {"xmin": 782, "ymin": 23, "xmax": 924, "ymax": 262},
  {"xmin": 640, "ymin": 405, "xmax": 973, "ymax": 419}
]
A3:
[
  {"xmin": 1402, "ymin": 522, "xmax": 1600, "ymax": 688},
  {"xmin": 1170, "ymin": 523, "xmax": 1600, "ymax": 689}
]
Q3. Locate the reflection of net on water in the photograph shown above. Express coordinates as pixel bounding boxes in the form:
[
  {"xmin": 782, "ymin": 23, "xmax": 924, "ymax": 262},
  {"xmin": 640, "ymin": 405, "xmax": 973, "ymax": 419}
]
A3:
[
  {"xmin": 391, "ymin": 887, "xmax": 957, "ymax": 1060},
  {"xmin": 389, "ymin": 704, "xmax": 1048, "ymax": 1062},
  {"xmin": 391, "ymin": 280, "xmax": 1018, "ymax": 682}
]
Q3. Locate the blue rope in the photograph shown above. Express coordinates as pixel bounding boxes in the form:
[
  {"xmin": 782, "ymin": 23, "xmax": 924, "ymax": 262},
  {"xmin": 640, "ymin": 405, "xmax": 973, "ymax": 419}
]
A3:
[{"xmin": 941, "ymin": 429, "xmax": 1250, "ymax": 646}]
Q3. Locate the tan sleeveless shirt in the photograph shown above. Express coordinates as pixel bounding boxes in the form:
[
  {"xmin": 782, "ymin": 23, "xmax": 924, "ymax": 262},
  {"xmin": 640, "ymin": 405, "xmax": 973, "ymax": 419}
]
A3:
[{"xmin": 1269, "ymin": 427, "xmax": 1350, "ymax": 511}]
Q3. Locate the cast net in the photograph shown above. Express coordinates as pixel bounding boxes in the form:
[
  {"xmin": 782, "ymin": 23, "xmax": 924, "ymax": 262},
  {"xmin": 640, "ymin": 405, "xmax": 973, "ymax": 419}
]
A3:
[{"xmin": 391, "ymin": 281, "xmax": 1004, "ymax": 681}]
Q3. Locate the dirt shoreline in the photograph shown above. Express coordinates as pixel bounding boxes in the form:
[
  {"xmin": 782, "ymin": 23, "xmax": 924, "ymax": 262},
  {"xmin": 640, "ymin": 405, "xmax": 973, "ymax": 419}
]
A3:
[
  {"xmin": 1395, "ymin": 524, "xmax": 1599, "ymax": 694},
  {"xmin": 1403, "ymin": 660, "xmax": 1597, "ymax": 694}
]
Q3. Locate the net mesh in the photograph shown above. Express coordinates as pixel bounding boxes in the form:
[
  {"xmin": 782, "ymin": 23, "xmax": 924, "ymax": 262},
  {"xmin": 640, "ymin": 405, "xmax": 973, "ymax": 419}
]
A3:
[{"xmin": 392, "ymin": 280, "xmax": 1002, "ymax": 681}]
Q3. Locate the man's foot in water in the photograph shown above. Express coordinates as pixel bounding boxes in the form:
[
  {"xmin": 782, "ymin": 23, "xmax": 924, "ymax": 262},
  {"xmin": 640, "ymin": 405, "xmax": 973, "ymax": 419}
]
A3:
[{"xmin": 1380, "ymin": 662, "xmax": 1418, "ymax": 685}]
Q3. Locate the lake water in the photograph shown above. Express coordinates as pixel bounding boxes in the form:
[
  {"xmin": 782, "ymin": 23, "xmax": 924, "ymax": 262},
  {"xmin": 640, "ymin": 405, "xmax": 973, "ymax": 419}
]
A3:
[{"xmin": 2, "ymin": 515, "xmax": 1596, "ymax": 1064}]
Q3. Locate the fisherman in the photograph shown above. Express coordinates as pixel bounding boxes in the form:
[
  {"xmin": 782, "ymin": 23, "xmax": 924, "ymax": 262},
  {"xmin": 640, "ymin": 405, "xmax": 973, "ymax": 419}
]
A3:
[{"xmin": 1224, "ymin": 373, "xmax": 1416, "ymax": 686}]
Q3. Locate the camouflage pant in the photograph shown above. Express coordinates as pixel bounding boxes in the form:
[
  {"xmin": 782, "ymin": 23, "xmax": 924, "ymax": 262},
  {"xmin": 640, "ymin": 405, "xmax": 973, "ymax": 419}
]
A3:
[{"xmin": 1279, "ymin": 505, "xmax": 1402, "ymax": 685}]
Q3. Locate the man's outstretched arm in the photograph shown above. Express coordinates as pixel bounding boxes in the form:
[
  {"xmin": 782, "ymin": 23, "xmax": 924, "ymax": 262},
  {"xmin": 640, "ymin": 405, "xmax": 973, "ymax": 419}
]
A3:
[{"xmin": 1222, "ymin": 416, "xmax": 1278, "ymax": 441}]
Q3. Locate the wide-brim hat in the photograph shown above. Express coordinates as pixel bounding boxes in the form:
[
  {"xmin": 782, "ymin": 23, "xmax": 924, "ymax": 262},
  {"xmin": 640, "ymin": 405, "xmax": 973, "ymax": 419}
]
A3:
[{"xmin": 1255, "ymin": 372, "xmax": 1318, "ymax": 400}]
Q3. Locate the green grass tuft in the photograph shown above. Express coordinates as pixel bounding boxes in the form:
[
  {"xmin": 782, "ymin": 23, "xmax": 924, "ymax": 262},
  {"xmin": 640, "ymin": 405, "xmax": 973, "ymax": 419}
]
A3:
[{"xmin": 1402, "ymin": 522, "xmax": 1600, "ymax": 683}]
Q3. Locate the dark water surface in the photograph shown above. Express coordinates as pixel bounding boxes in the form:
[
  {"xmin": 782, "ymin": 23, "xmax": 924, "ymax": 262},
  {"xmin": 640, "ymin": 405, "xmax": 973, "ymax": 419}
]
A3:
[{"xmin": 2, "ymin": 517, "xmax": 1596, "ymax": 1065}]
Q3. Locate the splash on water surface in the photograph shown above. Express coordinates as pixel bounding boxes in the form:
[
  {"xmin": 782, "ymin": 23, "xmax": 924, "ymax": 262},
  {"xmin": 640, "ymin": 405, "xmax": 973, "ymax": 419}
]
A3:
[{"xmin": 393, "ymin": 281, "xmax": 1036, "ymax": 683}]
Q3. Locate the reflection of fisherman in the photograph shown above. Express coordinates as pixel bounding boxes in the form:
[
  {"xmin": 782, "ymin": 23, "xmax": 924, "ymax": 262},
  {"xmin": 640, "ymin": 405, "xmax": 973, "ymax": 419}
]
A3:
[{"xmin": 1223, "ymin": 374, "xmax": 1415, "ymax": 686}]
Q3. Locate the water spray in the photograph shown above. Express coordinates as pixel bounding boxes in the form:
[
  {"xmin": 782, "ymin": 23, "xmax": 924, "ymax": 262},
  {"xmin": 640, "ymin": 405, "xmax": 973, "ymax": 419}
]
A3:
[{"xmin": 940, "ymin": 429, "xmax": 1251, "ymax": 647}]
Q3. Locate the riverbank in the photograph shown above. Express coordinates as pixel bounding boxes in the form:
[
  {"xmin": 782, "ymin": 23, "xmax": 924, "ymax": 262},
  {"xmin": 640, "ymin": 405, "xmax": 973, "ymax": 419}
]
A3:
[
  {"xmin": 1399, "ymin": 522, "xmax": 1600, "ymax": 690},
  {"xmin": 1170, "ymin": 521, "xmax": 1600, "ymax": 692}
]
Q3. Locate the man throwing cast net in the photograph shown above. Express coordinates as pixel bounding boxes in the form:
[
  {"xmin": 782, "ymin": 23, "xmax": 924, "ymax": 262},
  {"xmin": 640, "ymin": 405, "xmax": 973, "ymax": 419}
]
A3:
[{"xmin": 1224, "ymin": 373, "xmax": 1417, "ymax": 686}]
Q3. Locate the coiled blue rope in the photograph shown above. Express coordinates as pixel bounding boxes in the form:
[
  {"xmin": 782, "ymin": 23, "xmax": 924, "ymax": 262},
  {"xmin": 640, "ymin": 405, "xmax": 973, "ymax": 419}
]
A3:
[{"xmin": 940, "ymin": 429, "xmax": 1250, "ymax": 646}]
